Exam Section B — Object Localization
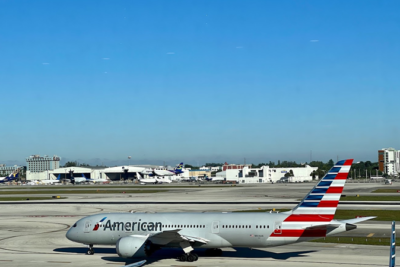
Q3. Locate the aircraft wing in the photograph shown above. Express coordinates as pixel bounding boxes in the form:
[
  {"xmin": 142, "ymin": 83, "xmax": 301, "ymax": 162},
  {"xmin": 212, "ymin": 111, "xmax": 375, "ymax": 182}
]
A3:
[{"xmin": 149, "ymin": 229, "xmax": 209, "ymax": 245}]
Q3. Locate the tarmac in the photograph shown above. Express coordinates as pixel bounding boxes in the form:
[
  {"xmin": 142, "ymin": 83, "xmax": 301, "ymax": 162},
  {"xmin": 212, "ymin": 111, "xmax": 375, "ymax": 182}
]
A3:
[{"xmin": 0, "ymin": 182, "xmax": 393, "ymax": 266}]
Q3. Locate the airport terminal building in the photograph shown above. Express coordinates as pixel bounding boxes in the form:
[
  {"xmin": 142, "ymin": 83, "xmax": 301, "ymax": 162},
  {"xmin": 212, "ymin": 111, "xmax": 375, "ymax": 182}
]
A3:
[{"xmin": 216, "ymin": 164, "xmax": 318, "ymax": 184}]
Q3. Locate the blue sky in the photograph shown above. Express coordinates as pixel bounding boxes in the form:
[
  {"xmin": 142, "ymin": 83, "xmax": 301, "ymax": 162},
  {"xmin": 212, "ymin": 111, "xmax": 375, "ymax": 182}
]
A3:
[{"xmin": 1, "ymin": 0, "xmax": 399, "ymax": 166}]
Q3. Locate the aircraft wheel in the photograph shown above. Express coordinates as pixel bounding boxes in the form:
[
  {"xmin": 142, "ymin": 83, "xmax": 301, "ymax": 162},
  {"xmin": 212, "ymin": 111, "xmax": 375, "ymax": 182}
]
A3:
[
  {"xmin": 191, "ymin": 252, "xmax": 198, "ymax": 261},
  {"xmin": 86, "ymin": 249, "xmax": 94, "ymax": 255},
  {"xmin": 179, "ymin": 254, "xmax": 188, "ymax": 261},
  {"xmin": 187, "ymin": 254, "xmax": 195, "ymax": 262}
]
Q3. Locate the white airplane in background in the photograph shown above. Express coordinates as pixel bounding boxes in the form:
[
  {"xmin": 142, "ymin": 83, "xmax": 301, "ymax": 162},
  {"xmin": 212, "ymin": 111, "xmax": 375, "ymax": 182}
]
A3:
[
  {"xmin": 139, "ymin": 176, "xmax": 172, "ymax": 185},
  {"xmin": 141, "ymin": 162, "xmax": 184, "ymax": 177},
  {"xmin": 87, "ymin": 177, "xmax": 109, "ymax": 184},
  {"xmin": 40, "ymin": 174, "xmax": 62, "ymax": 185}
]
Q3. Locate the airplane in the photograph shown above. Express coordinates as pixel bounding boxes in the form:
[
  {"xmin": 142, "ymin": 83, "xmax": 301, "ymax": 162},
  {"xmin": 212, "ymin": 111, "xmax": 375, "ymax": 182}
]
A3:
[
  {"xmin": 138, "ymin": 173, "xmax": 172, "ymax": 185},
  {"xmin": 70, "ymin": 174, "xmax": 90, "ymax": 184},
  {"xmin": 0, "ymin": 170, "xmax": 19, "ymax": 183},
  {"xmin": 142, "ymin": 163, "xmax": 184, "ymax": 177},
  {"xmin": 69, "ymin": 173, "xmax": 109, "ymax": 184},
  {"xmin": 139, "ymin": 178, "xmax": 172, "ymax": 185},
  {"xmin": 66, "ymin": 159, "xmax": 375, "ymax": 263},
  {"xmin": 205, "ymin": 176, "xmax": 224, "ymax": 182},
  {"xmin": 40, "ymin": 174, "xmax": 62, "ymax": 185}
]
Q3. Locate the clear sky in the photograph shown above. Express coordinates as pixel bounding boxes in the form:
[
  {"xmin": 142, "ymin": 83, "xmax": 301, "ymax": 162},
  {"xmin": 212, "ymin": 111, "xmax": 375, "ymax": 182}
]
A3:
[{"xmin": 1, "ymin": 0, "xmax": 399, "ymax": 166}]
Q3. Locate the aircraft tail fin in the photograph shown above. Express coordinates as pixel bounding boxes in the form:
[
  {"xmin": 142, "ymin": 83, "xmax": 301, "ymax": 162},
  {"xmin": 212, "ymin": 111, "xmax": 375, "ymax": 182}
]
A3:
[
  {"xmin": 174, "ymin": 162, "xmax": 184, "ymax": 173},
  {"xmin": 57, "ymin": 174, "xmax": 61, "ymax": 181},
  {"xmin": 286, "ymin": 159, "xmax": 353, "ymax": 222}
]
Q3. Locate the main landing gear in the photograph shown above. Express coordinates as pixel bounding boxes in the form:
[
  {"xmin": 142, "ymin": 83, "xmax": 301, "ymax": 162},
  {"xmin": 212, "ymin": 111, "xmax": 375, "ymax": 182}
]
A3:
[
  {"xmin": 86, "ymin": 244, "xmax": 94, "ymax": 255},
  {"xmin": 178, "ymin": 241, "xmax": 198, "ymax": 262},
  {"xmin": 178, "ymin": 248, "xmax": 222, "ymax": 261},
  {"xmin": 178, "ymin": 252, "xmax": 198, "ymax": 262}
]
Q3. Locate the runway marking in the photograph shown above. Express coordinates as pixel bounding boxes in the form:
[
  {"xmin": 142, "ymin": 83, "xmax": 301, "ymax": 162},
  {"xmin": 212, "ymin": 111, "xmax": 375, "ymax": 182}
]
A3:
[{"xmin": 367, "ymin": 233, "xmax": 375, "ymax": 237}]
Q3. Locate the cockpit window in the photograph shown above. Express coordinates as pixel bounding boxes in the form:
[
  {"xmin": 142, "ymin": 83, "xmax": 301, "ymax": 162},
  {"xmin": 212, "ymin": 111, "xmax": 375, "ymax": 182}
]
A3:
[{"xmin": 73, "ymin": 223, "xmax": 77, "ymax": 227}]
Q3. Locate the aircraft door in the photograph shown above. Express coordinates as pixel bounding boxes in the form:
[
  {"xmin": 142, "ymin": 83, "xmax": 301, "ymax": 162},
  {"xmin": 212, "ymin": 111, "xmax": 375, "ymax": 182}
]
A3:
[
  {"xmin": 274, "ymin": 221, "xmax": 282, "ymax": 234},
  {"xmin": 212, "ymin": 221, "xmax": 220, "ymax": 234},
  {"xmin": 84, "ymin": 220, "xmax": 92, "ymax": 233}
]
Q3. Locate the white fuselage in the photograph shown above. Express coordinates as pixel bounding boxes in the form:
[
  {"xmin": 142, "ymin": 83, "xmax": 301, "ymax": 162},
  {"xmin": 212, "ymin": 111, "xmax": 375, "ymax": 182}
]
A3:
[{"xmin": 67, "ymin": 212, "xmax": 349, "ymax": 249}]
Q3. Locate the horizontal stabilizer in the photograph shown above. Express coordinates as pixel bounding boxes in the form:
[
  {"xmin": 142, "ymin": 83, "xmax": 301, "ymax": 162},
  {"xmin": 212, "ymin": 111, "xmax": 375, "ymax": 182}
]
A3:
[
  {"xmin": 303, "ymin": 223, "xmax": 341, "ymax": 230},
  {"xmin": 339, "ymin": 216, "xmax": 376, "ymax": 224}
]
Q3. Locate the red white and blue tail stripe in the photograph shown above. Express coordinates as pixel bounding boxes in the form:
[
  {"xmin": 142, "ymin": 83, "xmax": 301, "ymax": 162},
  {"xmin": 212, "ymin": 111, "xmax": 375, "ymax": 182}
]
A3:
[
  {"xmin": 287, "ymin": 159, "xmax": 353, "ymax": 222},
  {"xmin": 269, "ymin": 159, "xmax": 353, "ymax": 241}
]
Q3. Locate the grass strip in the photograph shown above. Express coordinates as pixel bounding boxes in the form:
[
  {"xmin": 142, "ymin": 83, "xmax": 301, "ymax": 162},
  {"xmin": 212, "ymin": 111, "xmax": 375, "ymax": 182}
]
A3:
[
  {"xmin": 341, "ymin": 196, "xmax": 400, "ymax": 201},
  {"xmin": 234, "ymin": 209, "xmax": 400, "ymax": 221},
  {"xmin": 311, "ymin": 236, "xmax": 398, "ymax": 246},
  {"xmin": 373, "ymin": 189, "xmax": 400, "ymax": 193},
  {"xmin": 0, "ymin": 185, "xmax": 228, "ymax": 190},
  {"xmin": 0, "ymin": 190, "xmax": 165, "ymax": 195},
  {"xmin": 0, "ymin": 197, "xmax": 66, "ymax": 201}
]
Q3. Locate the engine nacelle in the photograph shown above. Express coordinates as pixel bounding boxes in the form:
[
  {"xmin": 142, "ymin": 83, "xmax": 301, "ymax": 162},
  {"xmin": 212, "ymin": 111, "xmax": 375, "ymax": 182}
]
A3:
[{"xmin": 116, "ymin": 235, "xmax": 148, "ymax": 258}]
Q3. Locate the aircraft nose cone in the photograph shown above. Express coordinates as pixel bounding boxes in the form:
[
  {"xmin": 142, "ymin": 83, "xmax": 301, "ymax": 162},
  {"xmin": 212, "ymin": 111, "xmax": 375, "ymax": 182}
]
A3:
[{"xmin": 66, "ymin": 228, "xmax": 77, "ymax": 242}]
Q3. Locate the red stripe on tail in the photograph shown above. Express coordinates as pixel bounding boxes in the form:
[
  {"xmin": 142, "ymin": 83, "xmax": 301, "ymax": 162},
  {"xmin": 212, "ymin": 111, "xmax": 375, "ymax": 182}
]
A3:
[
  {"xmin": 335, "ymin": 173, "xmax": 349, "ymax": 180},
  {"xmin": 317, "ymin": 200, "xmax": 339, "ymax": 207},
  {"xmin": 344, "ymin": 159, "xmax": 354, "ymax": 166},
  {"xmin": 284, "ymin": 214, "xmax": 335, "ymax": 222},
  {"xmin": 326, "ymin": 187, "xmax": 344, "ymax": 194}
]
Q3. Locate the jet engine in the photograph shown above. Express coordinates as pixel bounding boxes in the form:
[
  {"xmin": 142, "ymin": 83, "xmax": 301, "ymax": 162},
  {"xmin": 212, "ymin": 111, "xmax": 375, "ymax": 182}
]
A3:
[{"xmin": 116, "ymin": 235, "xmax": 158, "ymax": 258}]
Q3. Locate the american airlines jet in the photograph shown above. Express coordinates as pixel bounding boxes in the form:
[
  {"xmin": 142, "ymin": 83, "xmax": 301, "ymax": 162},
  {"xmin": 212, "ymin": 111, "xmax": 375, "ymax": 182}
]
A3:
[{"xmin": 66, "ymin": 159, "xmax": 375, "ymax": 263}]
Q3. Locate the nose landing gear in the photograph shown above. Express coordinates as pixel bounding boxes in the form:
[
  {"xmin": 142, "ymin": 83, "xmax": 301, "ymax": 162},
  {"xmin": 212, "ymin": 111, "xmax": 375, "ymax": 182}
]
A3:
[{"xmin": 86, "ymin": 244, "xmax": 94, "ymax": 255}]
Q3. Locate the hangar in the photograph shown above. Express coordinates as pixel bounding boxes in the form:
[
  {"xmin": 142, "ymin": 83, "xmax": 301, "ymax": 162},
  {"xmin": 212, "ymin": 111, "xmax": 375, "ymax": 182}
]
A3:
[{"xmin": 26, "ymin": 165, "xmax": 152, "ymax": 182}]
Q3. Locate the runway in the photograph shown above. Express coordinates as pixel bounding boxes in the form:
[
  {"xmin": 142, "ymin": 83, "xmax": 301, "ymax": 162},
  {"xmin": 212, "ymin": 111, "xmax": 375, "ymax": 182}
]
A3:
[{"xmin": 0, "ymin": 183, "xmax": 393, "ymax": 266}]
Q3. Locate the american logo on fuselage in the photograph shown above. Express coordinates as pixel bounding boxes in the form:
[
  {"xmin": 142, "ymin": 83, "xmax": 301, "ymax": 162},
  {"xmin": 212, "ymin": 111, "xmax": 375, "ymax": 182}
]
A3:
[{"xmin": 101, "ymin": 219, "xmax": 162, "ymax": 232}]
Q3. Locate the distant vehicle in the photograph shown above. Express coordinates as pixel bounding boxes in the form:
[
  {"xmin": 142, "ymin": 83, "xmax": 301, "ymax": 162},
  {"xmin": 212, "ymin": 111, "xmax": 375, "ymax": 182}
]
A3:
[
  {"xmin": 142, "ymin": 162, "xmax": 184, "ymax": 177},
  {"xmin": 385, "ymin": 179, "xmax": 392, "ymax": 185},
  {"xmin": 40, "ymin": 174, "xmax": 62, "ymax": 185},
  {"xmin": 0, "ymin": 170, "xmax": 19, "ymax": 183}
]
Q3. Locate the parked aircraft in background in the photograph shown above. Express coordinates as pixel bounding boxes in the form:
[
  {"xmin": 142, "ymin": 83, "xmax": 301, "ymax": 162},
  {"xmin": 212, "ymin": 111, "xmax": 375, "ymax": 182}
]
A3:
[
  {"xmin": 205, "ymin": 176, "xmax": 224, "ymax": 182},
  {"xmin": 0, "ymin": 170, "xmax": 19, "ymax": 183},
  {"xmin": 142, "ymin": 162, "xmax": 184, "ymax": 177},
  {"xmin": 87, "ymin": 177, "xmax": 109, "ymax": 184},
  {"xmin": 70, "ymin": 174, "xmax": 109, "ymax": 184},
  {"xmin": 67, "ymin": 159, "xmax": 375, "ymax": 263},
  {"xmin": 139, "ymin": 176, "xmax": 172, "ymax": 185},
  {"xmin": 40, "ymin": 174, "xmax": 62, "ymax": 185},
  {"xmin": 70, "ymin": 174, "xmax": 88, "ymax": 184}
]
